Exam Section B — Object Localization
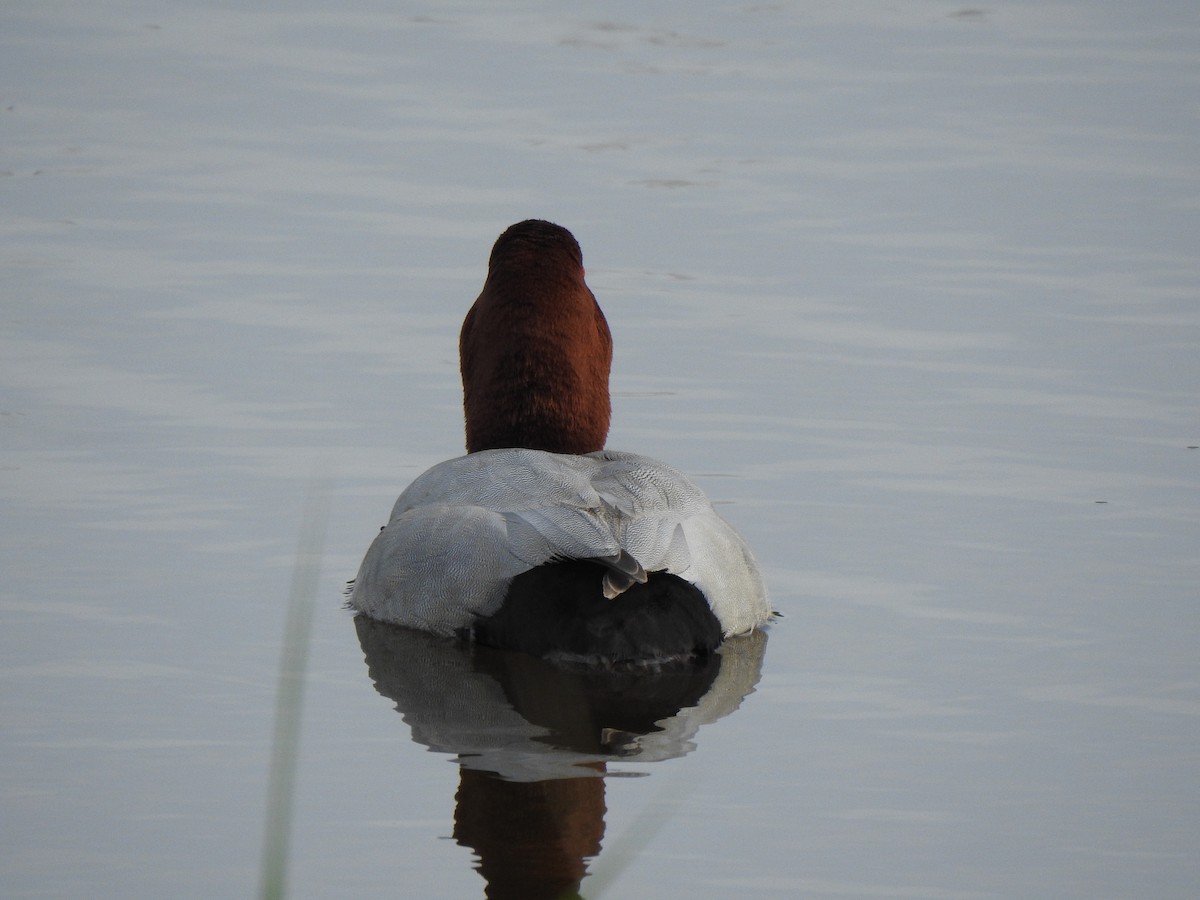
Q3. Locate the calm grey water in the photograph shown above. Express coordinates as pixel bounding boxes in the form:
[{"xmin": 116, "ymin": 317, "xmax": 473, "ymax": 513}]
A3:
[{"xmin": 3, "ymin": 2, "xmax": 1198, "ymax": 897}]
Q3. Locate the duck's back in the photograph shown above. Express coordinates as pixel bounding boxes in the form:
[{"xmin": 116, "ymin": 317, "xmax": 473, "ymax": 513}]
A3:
[{"xmin": 347, "ymin": 448, "xmax": 769, "ymax": 657}]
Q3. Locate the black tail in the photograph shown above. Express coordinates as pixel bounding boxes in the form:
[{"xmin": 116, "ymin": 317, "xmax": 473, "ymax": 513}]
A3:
[{"xmin": 468, "ymin": 560, "xmax": 723, "ymax": 669}]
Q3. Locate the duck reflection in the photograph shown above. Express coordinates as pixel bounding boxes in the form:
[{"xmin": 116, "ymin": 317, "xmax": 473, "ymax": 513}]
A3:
[{"xmin": 354, "ymin": 616, "xmax": 767, "ymax": 899}]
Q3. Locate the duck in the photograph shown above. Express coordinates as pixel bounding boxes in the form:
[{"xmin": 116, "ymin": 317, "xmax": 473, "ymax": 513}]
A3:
[{"xmin": 348, "ymin": 219, "xmax": 770, "ymax": 667}]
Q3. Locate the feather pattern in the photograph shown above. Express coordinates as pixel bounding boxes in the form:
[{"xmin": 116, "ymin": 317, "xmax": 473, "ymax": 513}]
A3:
[{"xmin": 348, "ymin": 448, "xmax": 769, "ymax": 638}]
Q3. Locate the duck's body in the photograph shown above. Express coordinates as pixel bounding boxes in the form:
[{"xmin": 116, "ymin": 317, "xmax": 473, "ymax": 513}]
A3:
[{"xmin": 348, "ymin": 220, "xmax": 770, "ymax": 666}]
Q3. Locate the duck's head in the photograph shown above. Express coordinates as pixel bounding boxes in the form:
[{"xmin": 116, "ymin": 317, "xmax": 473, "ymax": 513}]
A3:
[{"xmin": 460, "ymin": 220, "xmax": 613, "ymax": 455}]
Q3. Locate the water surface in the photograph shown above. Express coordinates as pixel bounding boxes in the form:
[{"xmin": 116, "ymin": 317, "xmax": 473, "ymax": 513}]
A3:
[{"xmin": 2, "ymin": 1, "xmax": 1198, "ymax": 897}]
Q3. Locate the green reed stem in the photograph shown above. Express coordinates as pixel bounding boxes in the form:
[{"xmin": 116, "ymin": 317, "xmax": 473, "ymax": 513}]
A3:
[
  {"xmin": 259, "ymin": 472, "xmax": 331, "ymax": 900},
  {"xmin": 576, "ymin": 770, "xmax": 689, "ymax": 899}
]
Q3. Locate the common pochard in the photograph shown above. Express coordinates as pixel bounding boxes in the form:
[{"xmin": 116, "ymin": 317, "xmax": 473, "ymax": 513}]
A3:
[{"xmin": 349, "ymin": 220, "xmax": 770, "ymax": 666}]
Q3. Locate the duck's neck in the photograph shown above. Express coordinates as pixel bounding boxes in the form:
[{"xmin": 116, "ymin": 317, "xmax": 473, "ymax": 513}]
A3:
[{"xmin": 460, "ymin": 259, "xmax": 612, "ymax": 456}]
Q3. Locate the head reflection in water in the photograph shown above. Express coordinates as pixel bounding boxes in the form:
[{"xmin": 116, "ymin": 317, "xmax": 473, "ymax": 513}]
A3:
[{"xmin": 354, "ymin": 617, "xmax": 768, "ymax": 898}]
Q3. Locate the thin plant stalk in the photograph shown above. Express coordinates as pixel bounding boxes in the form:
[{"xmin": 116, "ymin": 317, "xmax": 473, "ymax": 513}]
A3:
[
  {"xmin": 259, "ymin": 473, "xmax": 331, "ymax": 900},
  {"xmin": 576, "ymin": 770, "xmax": 689, "ymax": 899}
]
